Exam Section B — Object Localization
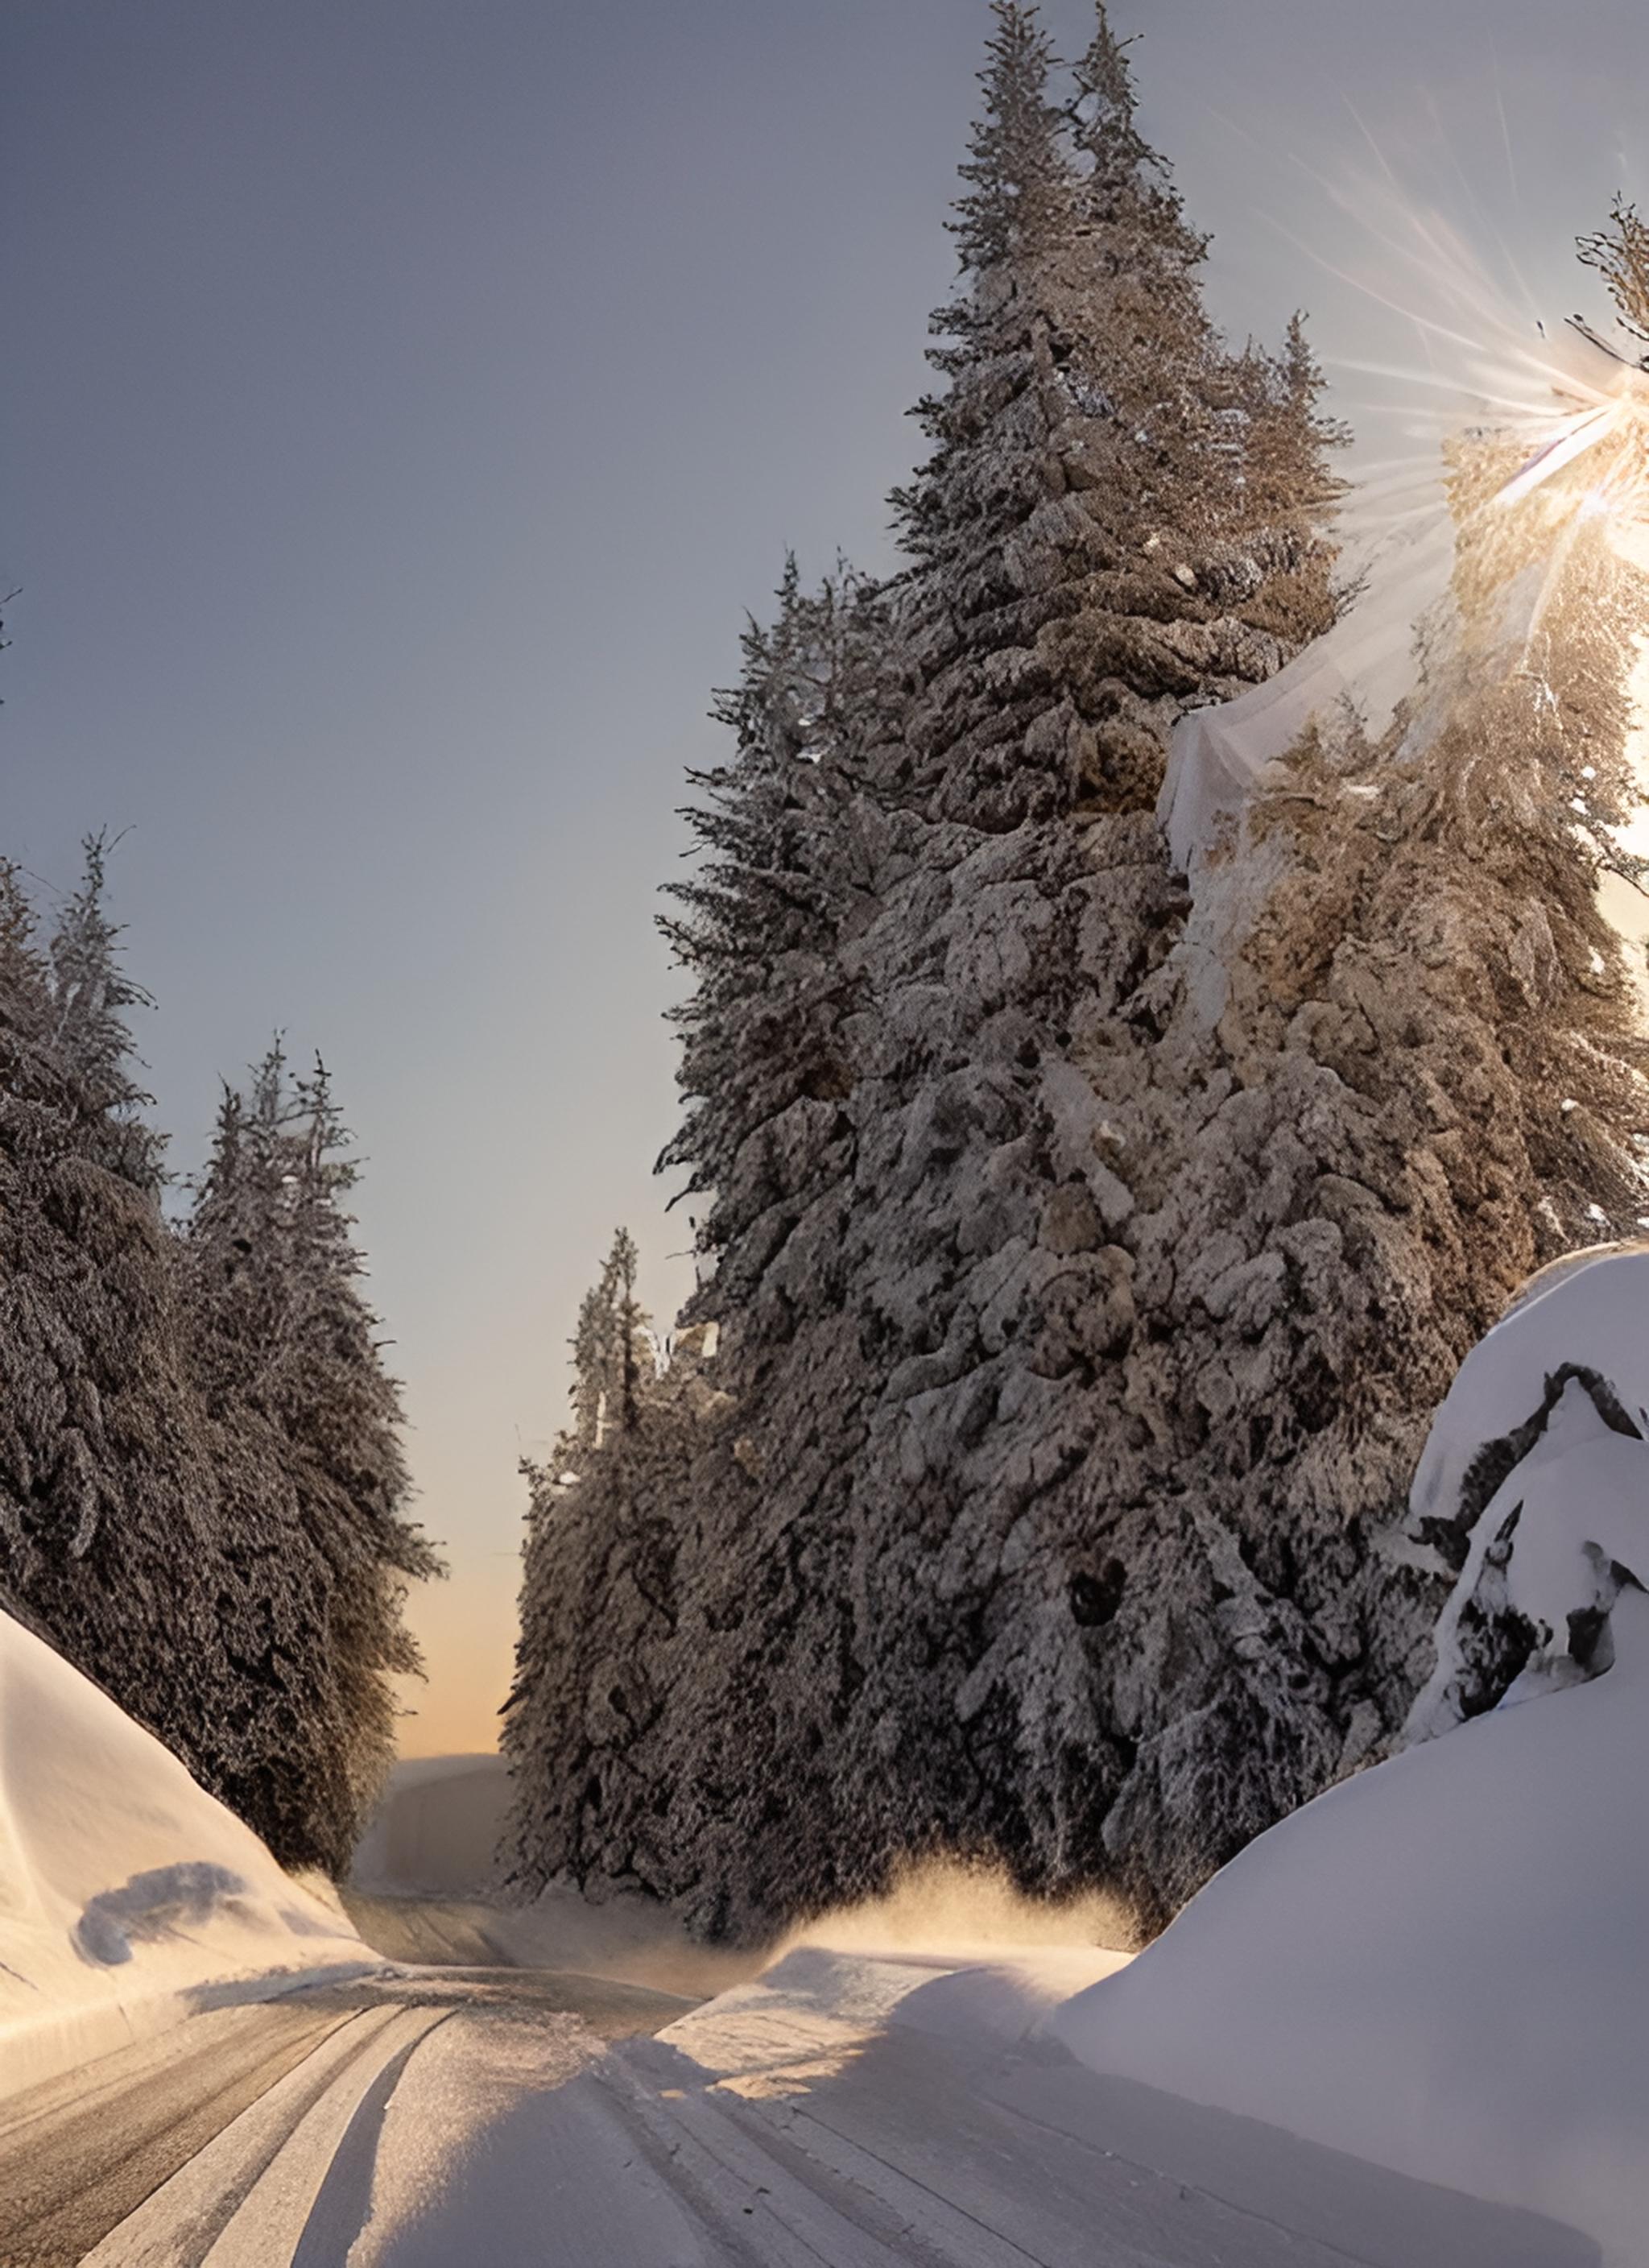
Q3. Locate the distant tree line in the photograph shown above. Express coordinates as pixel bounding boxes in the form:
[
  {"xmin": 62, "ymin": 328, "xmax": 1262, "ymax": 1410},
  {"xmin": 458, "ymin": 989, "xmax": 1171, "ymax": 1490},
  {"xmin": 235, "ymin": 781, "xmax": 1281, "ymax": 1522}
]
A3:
[{"xmin": 0, "ymin": 835, "xmax": 437, "ymax": 1875}]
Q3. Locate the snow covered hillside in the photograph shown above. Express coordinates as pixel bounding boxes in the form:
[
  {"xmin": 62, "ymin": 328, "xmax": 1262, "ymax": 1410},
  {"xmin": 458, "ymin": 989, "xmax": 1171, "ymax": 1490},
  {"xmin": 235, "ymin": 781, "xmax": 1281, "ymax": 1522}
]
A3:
[
  {"xmin": 1050, "ymin": 1247, "xmax": 1649, "ymax": 2264},
  {"xmin": 0, "ymin": 1605, "xmax": 370, "ymax": 2103}
]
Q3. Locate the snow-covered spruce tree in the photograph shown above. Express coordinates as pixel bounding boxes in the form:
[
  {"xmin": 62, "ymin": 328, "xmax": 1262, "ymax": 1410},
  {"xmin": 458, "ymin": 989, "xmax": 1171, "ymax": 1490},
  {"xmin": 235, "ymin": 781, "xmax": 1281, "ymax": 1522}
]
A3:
[
  {"xmin": 779, "ymin": 2, "xmax": 1350, "ymax": 1932},
  {"xmin": 507, "ymin": 2, "xmax": 1351, "ymax": 1943},
  {"xmin": 505, "ymin": 1231, "xmax": 738, "ymax": 1902},
  {"xmin": 658, "ymin": 557, "xmax": 891, "ymax": 1258},
  {"xmin": 1225, "ymin": 312, "xmax": 1352, "ymax": 647},
  {"xmin": 567, "ymin": 1227, "xmax": 651, "ymax": 1446},
  {"xmin": 45, "ymin": 831, "xmax": 167, "ymax": 1191},
  {"xmin": 1034, "ymin": 257, "xmax": 1649, "ymax": 1917},
  {"xmin": 0, "ymin": 845, "xmax": 254, "ymax": 1813},
  {"xmin": 504, "ymin": 565, "xmax": 899, "ymax": 1917},
  {"xmin": 180, "ymin": 1045, "xmax": 439, "ymax": 1873}
]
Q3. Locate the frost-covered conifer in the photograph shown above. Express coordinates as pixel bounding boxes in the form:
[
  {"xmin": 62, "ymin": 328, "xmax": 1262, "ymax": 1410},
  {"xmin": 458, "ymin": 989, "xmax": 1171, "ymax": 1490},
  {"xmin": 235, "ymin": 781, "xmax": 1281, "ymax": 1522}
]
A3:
[
  {"xmin": 0, "ymin": 829, "xmax": 433, "ymax": 1873},
  {"xmin": 568, "ymin": 1228, "xmax": 651, "ymax": 1445},
  {"xmin": 504, "ymin": 1234, "xmax": 740, "ymax": 1902},
  {"xmin": 180, "ymin": 1045, "xmax": 440, "ymax": 1872},
  {"xmin": 507, "ymin": 3, "xmax": 1356, "ymax": 1942},
  {"xmin": 504, "ymin": 561, "xmax": 903, "ymax": 1922},
  {"xmin": 0, "ymin": 853, "xmax": 245, "ymax": 1820},
  {"xmin": 966, "ymin": 217, "xmax": 1649, "ymax": 1919},
  {"xmin": 43, "ymin": 834, "xmax": 167, "ymax": 1191},
  {"xmin": 1225, "ymin": 313, "xmax": 1351, "ymax": 644},
  {"xmin": 658, "ymin": 560, "xmax": 890, "ymax": 1306},
  {"xmin": 42, "ymin": 834, "xmax": 167, "ymax": 1191}
]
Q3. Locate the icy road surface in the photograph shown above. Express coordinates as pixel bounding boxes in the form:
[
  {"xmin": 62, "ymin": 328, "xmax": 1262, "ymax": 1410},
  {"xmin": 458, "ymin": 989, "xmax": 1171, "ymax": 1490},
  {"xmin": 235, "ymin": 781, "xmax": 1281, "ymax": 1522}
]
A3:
[
  {"xmin": 0, "ymin": 1947, "xmax": 1596, "ymax": 2268},
  {"xmin": 0, "ymin": 1964, "xmax": 688, "ymax": 2267}
]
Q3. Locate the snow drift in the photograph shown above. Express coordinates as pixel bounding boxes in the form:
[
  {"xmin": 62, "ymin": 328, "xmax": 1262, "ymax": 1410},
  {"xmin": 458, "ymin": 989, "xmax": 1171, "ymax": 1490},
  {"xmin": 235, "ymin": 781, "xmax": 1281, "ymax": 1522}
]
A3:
[
  {"xmin": 1050, "ymin": 1247, "xmax": 1649, "ymax": 2265},
  {"xmin": 0, "ymin": 1604, "xmax": 370, "ymax": 2102}
]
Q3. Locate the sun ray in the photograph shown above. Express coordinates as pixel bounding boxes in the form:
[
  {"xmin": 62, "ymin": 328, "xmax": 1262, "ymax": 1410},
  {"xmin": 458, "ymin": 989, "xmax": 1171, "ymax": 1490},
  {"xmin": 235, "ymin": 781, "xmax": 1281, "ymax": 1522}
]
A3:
[{"xmin": 1486, "ymin": 28, "xmax": 1521, "ymax": 209}]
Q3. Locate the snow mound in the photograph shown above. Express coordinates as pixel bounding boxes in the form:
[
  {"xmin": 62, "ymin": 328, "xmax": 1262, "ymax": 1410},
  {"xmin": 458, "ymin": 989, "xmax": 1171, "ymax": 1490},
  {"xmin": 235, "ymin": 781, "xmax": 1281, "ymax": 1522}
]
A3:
[
  {"xmin": 656, "ymin": 1942, "xmax": 1127, "ymax": 2107},
  {"xmin": 1050, "ymin": 1245, "xmax": 1649, "ymax": 2264},
  {"xmin": 0, "ymin": 1606, "xmax": 370, "ymax": 2102},
  {"xmin": 1407, "ymin": 1244, "xmax": 1649, "ymax": 1566}
]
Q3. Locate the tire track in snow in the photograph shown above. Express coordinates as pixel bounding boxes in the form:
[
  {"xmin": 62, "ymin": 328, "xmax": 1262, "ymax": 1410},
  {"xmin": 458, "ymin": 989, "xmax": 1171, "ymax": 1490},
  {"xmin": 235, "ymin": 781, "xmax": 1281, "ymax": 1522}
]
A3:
[{"xmin": 0, "ymin": 2000, "xmax": 358, "ymax": 2266}]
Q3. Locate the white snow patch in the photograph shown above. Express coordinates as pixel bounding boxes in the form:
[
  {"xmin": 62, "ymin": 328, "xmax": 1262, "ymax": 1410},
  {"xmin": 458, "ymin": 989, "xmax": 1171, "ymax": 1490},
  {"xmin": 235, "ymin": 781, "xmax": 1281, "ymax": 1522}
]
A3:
[
  {"xmin": 332, "ymin": 2009, "xmax": 602, "ymax": 2268},
  {"xmin": 1408, "ymin": 1245, "xmax": 1649, "ymax": 1542},
  {"xmin": 0, "ymin": 1607, "xmax": 370, "ymax": 2103},
  {"xmin": 1049, "ymin": 1244, "xmax": 1649, "ymax": 2264},
  {"xmin": 656, "ymin": 1941, "xmax": 1126, "ymax": 2105}
]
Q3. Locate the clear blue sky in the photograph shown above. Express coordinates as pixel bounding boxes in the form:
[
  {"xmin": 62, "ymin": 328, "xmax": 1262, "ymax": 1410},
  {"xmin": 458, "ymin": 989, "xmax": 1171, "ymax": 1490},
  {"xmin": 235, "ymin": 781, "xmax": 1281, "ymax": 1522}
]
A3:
[{"xmin": 7, "ymin": 0, "xmax": 1647, "ymax": 1751}]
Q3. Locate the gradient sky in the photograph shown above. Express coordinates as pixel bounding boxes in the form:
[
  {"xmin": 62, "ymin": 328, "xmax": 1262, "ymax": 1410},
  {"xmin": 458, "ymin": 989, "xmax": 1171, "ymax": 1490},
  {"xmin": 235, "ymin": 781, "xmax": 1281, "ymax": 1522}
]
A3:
[{"xmin": 8, "ymin": 0, "xmax": 1649, "ymax": 1756}]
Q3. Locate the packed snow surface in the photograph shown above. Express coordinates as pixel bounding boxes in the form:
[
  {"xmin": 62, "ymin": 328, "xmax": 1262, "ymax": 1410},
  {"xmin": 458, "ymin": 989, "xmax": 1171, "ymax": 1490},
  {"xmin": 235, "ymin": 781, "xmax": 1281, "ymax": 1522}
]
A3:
[
  {"xmin": 0, "ymin": 1605, "xmax": 370, "ymax": 2100},
  {"xmin": 330, "ymin": 1938, "xmax": 1595, "ymax": 2267},
  {"xmin": 1051, "ymin": 1246, "xmax": 1649, "ymax": 2265}
]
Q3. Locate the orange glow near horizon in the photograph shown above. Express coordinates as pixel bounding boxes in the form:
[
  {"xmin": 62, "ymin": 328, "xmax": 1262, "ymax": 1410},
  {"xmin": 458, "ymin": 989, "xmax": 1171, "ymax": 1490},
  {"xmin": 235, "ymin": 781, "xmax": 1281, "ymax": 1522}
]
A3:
[{"xmin": 394, "ymin": 1568, "xmax": 516, "ymax": 1760}]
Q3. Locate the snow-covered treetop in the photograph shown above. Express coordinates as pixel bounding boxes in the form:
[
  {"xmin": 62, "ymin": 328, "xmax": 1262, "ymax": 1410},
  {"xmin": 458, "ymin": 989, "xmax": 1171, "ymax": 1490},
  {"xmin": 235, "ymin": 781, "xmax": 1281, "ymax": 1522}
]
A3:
[{"xmin": 43, "ymin": 834, "xmax": 164, "ymax": 1189}]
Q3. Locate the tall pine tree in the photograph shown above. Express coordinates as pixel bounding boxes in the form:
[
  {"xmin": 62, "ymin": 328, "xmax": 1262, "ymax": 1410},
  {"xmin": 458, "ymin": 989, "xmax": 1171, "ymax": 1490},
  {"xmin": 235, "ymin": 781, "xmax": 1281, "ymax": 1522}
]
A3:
[
  {"xmin": 0, "ymin": 847, "xmax": 271, "ymax": 1843},
  {"xmin": 45, "ymin": 833, "xmax": 167, "ymax": 1190},
  {"xmin": 0, "ymin": 808, "xmax": 437, "ymax": 1877},
  {"xmin": 505, "ymin": 1231, "xmax": 738, "ymax": 1904},
  {"xmin": 180, "ymin": 1045, "xmax": 440, "ymax": 1873},
  {"xmin": 508, "ymin": 2, "xmax": 1353, "ymax": 1941},
  {"xmin": 658, "ymin": 560, "xmax": 892, "ymax": 1319}
]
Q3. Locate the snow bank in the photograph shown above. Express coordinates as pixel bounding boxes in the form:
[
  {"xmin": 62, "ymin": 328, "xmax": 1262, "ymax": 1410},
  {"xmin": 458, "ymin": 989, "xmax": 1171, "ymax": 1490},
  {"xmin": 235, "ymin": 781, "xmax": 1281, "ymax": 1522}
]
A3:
[
  {"xmin": 1406, "ymin": 1244, "xmax": 1649, "ymax": 1568},
  {"xmin": 1050, "ymin": 1246, "xmax": 1649, "ymax": 2264},
  {"xmin": 656, "ymin": 1941, "xmax": 1126, "ymax": 2107},
  {"xmin": 0, "ymin": 1606, "xmax": 370, "ymax": 2102}
]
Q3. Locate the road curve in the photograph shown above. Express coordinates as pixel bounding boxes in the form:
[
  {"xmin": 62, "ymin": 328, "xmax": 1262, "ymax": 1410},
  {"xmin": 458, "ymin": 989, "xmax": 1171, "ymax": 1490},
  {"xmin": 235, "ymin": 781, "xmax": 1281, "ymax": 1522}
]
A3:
[
  {"xmin": 0, "ymin": 1967, "xmax": 691, "ymax": 2268},
  {"xmin": 0, "ymin": 1962, "xmax": 1593, "ymax": 2268}
]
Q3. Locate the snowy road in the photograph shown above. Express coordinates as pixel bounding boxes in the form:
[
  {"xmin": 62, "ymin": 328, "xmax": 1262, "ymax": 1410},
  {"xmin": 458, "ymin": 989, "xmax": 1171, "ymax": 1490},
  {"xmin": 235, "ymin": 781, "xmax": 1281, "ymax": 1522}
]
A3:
[
  {"xmin": 0, "ymin": 1952, "xmax": 1600, "ymax": 2268},
  {"xmin": 0, "ymin": 1966, "xmax": 691, "ymax": 2267}
]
